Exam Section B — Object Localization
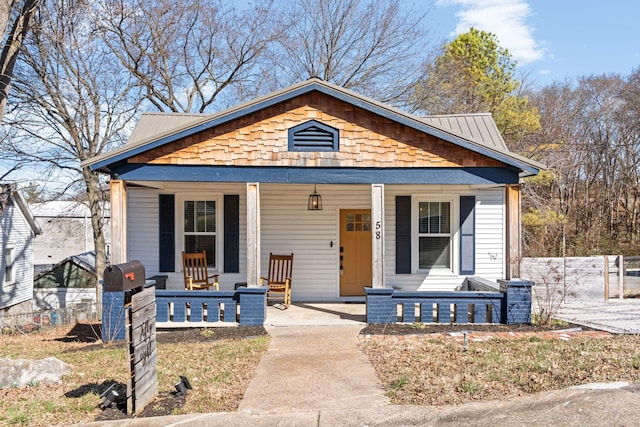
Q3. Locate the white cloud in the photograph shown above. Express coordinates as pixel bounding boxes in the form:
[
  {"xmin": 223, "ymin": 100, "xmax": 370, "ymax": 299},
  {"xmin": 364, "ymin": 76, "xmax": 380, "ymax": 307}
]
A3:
[{"xmin": 437, "ymin": 0, "xmax": 544, "ymax": 64}]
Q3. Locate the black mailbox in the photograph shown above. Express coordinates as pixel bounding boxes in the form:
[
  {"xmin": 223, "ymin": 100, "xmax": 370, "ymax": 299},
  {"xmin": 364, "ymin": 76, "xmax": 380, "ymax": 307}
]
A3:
[{"xmin": 103, "ymin": 261, "xmax": 146, "ymax": 292}]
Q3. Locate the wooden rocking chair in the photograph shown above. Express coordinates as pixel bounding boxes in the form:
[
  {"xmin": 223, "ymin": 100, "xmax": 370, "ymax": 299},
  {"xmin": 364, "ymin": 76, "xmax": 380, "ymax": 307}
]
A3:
[
  {"xmin": 260, "ymin": 253, "xmax": 293, "ymax": 307},
  {"xmin": 182, "ymin": 251, "xmax": 219, "ymax": 290}
]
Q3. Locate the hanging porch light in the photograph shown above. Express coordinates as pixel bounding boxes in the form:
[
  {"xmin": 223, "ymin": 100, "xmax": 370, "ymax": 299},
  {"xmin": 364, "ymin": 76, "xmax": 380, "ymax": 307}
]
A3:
[{"xmin": 308, "ymin": 184, "xmax": 323, "ymax": 210}]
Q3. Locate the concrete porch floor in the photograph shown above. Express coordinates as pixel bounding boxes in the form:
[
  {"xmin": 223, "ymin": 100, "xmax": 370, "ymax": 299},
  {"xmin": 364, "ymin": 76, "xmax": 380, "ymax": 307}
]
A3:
[{"xmin": 265, "ymin": 302, "xmax": 366, "ymax": 326}]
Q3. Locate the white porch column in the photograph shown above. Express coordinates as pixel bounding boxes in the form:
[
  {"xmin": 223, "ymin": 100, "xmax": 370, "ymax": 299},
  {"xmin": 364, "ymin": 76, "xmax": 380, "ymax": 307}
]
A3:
[
  {"xmin": 246, "ymin": 183, "xmax": 261, "ymax": 287},
  {"xmin": 505, "ymin": 184, "xmax": 521, "ymax": 279},
  {"xmin": 371, "ymin": 184, "xmax": 385, "ymax": 288},
  {"xmin": 110, "ymin": 179, "xmax": 127, "ymax": 264}
]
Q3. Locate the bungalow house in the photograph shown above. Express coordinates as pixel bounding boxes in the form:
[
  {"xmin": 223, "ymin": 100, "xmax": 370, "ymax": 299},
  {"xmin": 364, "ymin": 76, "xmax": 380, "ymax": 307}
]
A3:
[
  {"xmin": 0, "ymin": 183, "xmax": 43, "ymax": 315},
  {"xmin": 83, "ymin": 78, "xmax": 543, "ymax": 302}
]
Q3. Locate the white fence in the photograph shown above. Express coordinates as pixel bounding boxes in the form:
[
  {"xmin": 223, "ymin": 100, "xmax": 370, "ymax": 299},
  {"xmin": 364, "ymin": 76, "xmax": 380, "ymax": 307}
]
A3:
[{"xmin": 521, "ymin": 256, "xmax": 639, "ymax": 303}]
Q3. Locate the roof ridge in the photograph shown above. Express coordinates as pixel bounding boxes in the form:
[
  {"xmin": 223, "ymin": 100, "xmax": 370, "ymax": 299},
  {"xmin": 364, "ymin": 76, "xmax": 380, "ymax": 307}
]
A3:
[
  {"xmin": 140, "ymin": 111, "xmax": 210, "ymax": 118},
  {"xmin": 423, "ymin": 112, "xmax": 493, "ymax": 118}
]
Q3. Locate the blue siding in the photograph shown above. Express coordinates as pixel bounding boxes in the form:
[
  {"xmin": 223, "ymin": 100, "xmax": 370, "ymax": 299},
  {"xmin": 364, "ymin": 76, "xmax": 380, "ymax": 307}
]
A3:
[{"xmin": 110, "ymin": 164, "xmax": 520, "ymax": 185}]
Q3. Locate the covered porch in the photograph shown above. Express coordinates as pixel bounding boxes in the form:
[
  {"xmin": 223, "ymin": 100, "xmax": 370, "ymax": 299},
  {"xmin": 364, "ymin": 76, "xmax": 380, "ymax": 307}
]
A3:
[{"xmin": 108, "ymin": 179, "xmax": 524, "ymax": 302}]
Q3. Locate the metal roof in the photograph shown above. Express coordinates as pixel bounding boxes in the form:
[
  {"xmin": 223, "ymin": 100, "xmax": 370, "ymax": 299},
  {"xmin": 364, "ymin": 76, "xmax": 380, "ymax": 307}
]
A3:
[
  {"xmin": 421, "ymin": 113, "xmax": 508, "ymax": 152},
  {"xmin": 34, "ymin": 251, "xmax": 97, "ymax": 280},
  {"xmin": 127, "ymin": 112, "xmax": 209, "ymax": 149}
]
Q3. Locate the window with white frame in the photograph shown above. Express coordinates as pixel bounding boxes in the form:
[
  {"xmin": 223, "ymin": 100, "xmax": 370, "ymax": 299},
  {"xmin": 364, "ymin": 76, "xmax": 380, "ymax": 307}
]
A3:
[
  {"xmin": 4, "ymin": 247, "xmax": 14, "ymax": 283},
  {"xmin": 183, "ymin": 200, "xmax": 217, "ymax": 268},
  {"xmin": 417, "ymin": 201, "xmax": 451, "ymax": 269}
]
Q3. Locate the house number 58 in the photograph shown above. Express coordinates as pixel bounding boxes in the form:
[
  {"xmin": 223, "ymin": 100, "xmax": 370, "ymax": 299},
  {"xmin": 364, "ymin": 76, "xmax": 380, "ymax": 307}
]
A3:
[{"xmin": 375, "ymin": 221, "xmax": 381, "ymax": 239}]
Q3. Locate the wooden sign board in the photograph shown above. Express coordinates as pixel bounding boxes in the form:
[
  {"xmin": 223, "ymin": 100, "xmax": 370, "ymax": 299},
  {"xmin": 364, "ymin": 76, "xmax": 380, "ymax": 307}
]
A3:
[{"xmin": 126, "ymin": 285, "xmax": 158, "ymax": 415}]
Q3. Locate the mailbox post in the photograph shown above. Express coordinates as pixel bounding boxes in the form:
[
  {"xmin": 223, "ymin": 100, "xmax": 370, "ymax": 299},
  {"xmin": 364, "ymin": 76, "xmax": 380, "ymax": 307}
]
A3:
[
  {"xmin": 102, "ymin": 261, "xmax": 146, "ymax": 341},
  {"xmin": 101, "ymin": 261, "xmax": 159, "ymax": 415}
]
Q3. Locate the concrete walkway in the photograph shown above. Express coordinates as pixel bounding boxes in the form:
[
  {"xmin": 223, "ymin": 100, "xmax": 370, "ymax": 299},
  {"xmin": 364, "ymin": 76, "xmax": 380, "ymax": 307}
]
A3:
[
  {"xmin": 238, "ymin": 324, "xmax": 388, "ymax": 414},
  {"xmin": 556, "ymin": 299, "xmax": 640, "ymax": 333}
]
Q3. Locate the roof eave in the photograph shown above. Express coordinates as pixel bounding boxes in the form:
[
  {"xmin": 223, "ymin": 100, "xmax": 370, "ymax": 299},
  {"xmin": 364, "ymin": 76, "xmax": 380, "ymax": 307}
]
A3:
[{"xmin": 13, "ymin": 189, "xmax": 42, "ymax": 235}]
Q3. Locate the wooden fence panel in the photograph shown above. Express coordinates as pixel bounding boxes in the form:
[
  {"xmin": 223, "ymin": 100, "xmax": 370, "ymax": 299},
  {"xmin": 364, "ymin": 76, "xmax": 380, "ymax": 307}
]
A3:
[{"xmin": 522, "ymin": 256, "xmax": 621, "ymax": 303}]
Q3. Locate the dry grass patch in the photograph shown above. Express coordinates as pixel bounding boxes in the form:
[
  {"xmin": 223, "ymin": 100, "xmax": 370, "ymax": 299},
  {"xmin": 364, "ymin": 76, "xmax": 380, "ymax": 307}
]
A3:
[
  {"xmin": 0, "ymin": 324, "xmax": 269, "ymax": 426},
  {"xmin": 362, "ymin": 334, "xmax": 640, "ymax": 406}
]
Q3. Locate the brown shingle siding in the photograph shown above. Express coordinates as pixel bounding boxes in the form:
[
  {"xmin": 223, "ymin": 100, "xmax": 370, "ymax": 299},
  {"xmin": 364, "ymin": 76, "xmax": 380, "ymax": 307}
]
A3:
[{"xmin": 129, "ymin": 93, "xmax": 503, "ymax": 168}]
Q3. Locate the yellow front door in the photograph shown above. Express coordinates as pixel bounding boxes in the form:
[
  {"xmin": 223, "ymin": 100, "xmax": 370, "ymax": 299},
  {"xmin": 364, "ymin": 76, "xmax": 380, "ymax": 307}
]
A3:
[{"xmin": 340, "ymin": 209, "xmax": 372, "ymax": 296}]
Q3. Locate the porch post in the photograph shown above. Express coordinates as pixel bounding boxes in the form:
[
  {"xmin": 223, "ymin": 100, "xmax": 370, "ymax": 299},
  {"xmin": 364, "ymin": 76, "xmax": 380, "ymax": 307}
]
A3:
[
  {"xmin": 505, "ymin": 184, "xmax": 521, "ymax": 279},
  {"xmin": 110, "ymin": 179, "xmax": 127, "ymax": 264},
  {"xmin": 246, "ymin": 183, "xmax": 261, "ymax": 287},
  {"xmin": 371, "ymin": 184, "xmax": 385, "ymax": 288}
]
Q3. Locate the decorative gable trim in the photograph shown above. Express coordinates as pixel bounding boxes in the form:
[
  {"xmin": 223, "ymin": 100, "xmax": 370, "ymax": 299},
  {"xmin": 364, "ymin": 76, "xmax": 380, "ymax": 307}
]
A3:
[
  {"xmin": 288, "ymin": 120, "xmax": 339, "ymax": 152},
  {"xmin": 85, "ymin": 79, "xmax": 542, "ymax": 176}
]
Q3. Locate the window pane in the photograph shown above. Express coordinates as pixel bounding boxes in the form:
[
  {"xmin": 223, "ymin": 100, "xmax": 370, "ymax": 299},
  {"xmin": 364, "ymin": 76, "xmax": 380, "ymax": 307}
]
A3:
[
  {"xmin": 206, "ymin": 201, "xmax": 216, "ymax": 232},
  {"xmin": 4, "ymin": 248, "xmax": 12, "ymax": 282},
  {"xmin": 418, "ymin": 202, "xmax": 430, "ymax": 233},
  {"xmin": 429, "ymin": 203, "xmax": 440, "ymax": 233},
  {"xmin": 184, "ymin": 201, "xmax": 194, "ymax": 232},
  {"xmin": 185, "ymin": 200, "xmax": 216, "ymax": 233},
  {"xmin": 184, "ymin": 235, "xmax": 216, "ymax": 268},
  {"xmin": 439, "ymin": 203, "xmax": 450, "ymax": 233},
  {"xmin": 419, "ymin": 237, "xmax": 450, "ymax": 269},
  {"xmin": 419, "ymin": 202, "xmax": 450, "ymax": 234},
  {"xmin": 196, "ymin": 201, "xmax": 207, "ymax": 232}
]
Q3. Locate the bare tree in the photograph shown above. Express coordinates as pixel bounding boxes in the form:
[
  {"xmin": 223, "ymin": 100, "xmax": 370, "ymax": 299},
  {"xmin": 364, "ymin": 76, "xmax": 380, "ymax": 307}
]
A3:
[
  {"xmin": 0, "ymin": 0, "xmax": 41, "ymax": 122},
  {"xmin": 523, "ymin": 74, "xmax": 640, "ymax": 257},
  {"xmin": 520, "ymin": 81, "xmax": 581, "ymax": 257},
  {"xmin": 270, "ymin": 0, "xmax": 430, "ymax": 104},
  {"xmin": 94, "ymin": 0, "xmax": 279, "ymax": 113},
  {"xmin": 3, "ymin": 0, "xmax": 143, "ymax": 308}
]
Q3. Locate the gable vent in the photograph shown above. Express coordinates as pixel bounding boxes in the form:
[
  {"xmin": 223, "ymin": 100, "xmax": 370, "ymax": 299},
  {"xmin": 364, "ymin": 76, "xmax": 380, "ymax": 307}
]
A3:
[{"xmin": 288, "ymin": 120, "xmax": 339, "ymax": 152}]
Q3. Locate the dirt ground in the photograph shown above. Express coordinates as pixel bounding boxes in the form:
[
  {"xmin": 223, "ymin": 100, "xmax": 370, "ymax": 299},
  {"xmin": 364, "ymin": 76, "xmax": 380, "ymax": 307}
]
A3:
[
  {"xmin": 91, "ymin": 321, "xmax": 589, "ymax": 421},
  {"xmin": 90, "ymin": 325, "xmax": 267, "ymax": 422},
  {"xmin": 359, "ymin": 321, "xmax": 595, "ymax": 335}
]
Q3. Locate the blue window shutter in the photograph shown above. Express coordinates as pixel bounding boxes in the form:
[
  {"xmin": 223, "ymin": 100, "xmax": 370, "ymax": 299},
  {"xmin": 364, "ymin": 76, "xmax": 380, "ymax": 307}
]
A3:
[
  {"xmin": 159, "ymin": 194, "xmax": 175, "ymax": 272},
  {"xmin": 224, "ymin": 195, "xmax": 240, "ymax": 273},
  {"xmin": 396, "ymin": 196, "xmax": 411, "ymax": 274},
  {"xmin": 459, "ymin": 196, "xmax": 476, "ymax": 275}
]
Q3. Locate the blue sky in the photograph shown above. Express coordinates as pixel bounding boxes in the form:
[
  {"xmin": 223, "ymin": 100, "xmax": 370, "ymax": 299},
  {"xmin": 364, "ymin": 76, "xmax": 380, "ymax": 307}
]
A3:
[{"xmin": 430, "ymin": 0, "xmax": 640, "ymax": 87}]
